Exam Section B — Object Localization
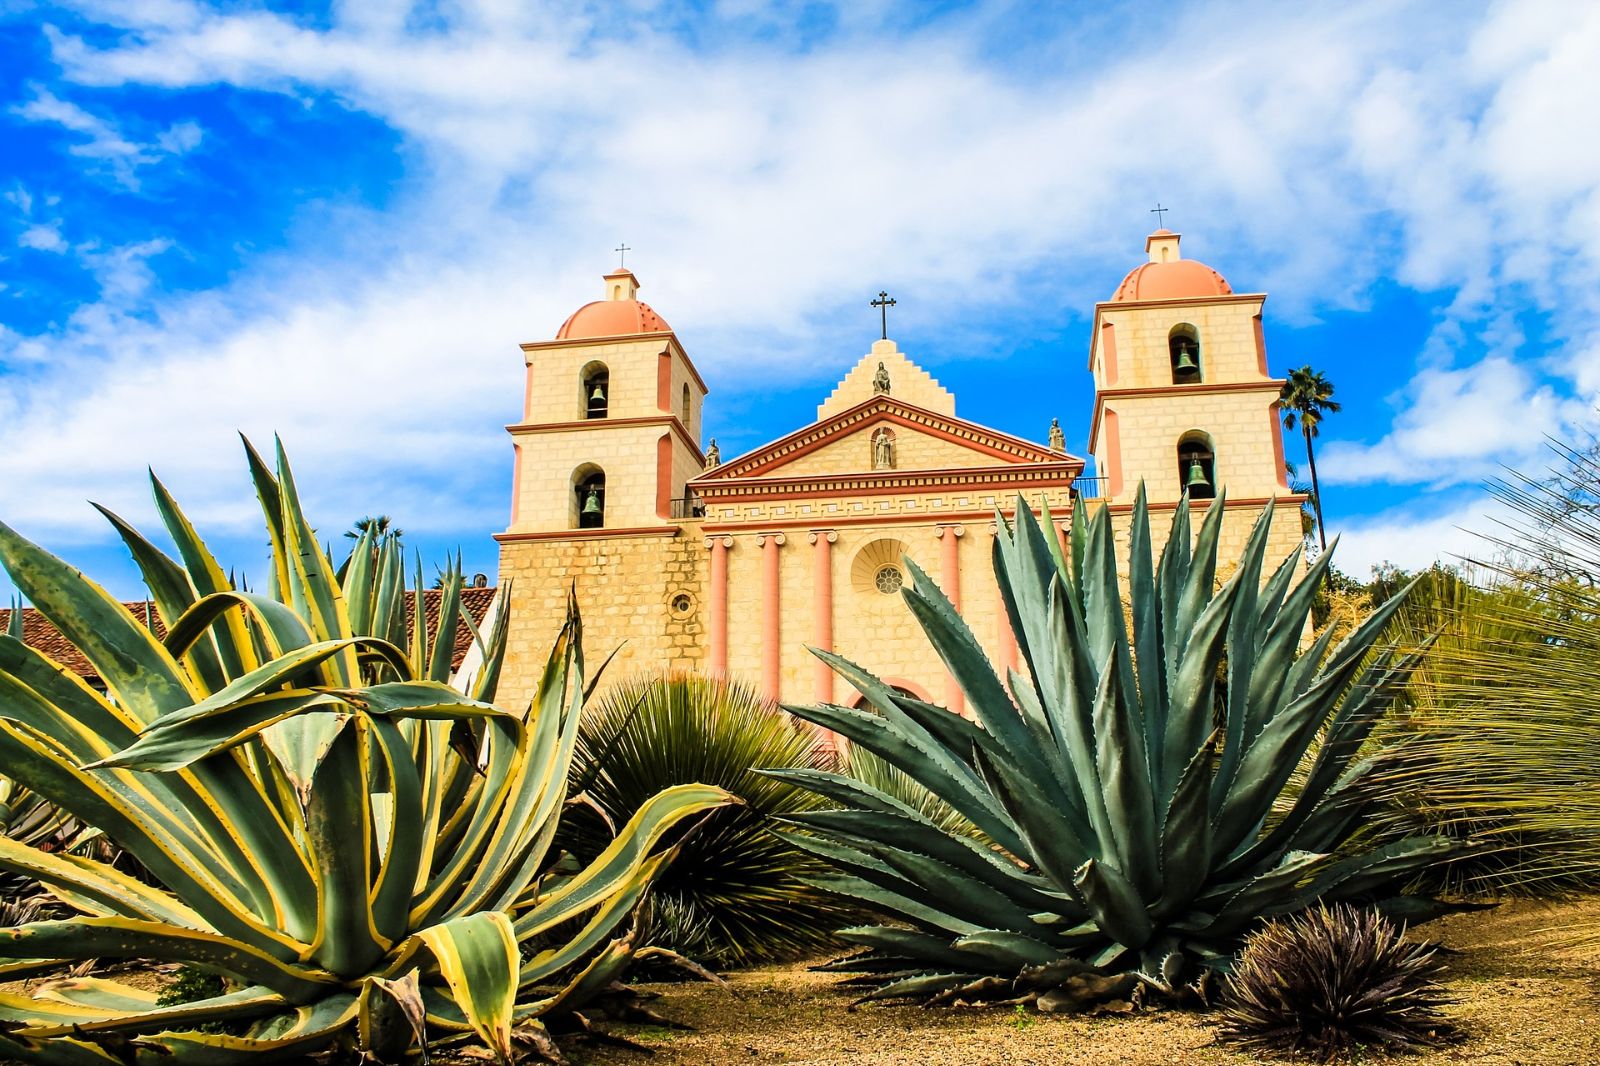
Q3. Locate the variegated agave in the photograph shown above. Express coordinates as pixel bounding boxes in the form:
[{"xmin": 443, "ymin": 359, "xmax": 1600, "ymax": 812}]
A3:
[
  {"xmin": 0, "ymin": 439, "xmax": 732, "ymax": 1064},
  {"xmin": 769, "ymin": 487, "xmax": 1452, "ymax": 1007}
]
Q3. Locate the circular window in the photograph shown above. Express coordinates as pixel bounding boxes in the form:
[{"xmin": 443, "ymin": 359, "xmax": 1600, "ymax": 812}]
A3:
[
  {"xmin": 669, "ymin": 592, "xmax": 694, "ymax": 617},
  {"xmin": 874, "ymin": 565, "xmax": 904, "ymax": 595}
]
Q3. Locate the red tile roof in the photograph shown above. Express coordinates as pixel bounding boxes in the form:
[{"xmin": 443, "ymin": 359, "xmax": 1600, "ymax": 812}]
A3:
[{"xmin": 1, "ymin": 587, "xmax": 498, "ymax": 687}]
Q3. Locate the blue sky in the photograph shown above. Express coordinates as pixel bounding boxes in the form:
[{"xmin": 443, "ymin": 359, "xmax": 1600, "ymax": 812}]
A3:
[{"xmin": 1, "ymin": 0, "xmax": 1598, "ymax": 601}]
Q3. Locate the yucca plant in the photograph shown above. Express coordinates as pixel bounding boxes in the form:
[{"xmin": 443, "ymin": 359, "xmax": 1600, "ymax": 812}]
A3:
[
  {"xmin": 769, "ymin": 486, "xmax": 1453, "ymax": 1006},
  {"xmin": 1368, "ymin": 442, "xmax": 1600, "ymax": 898},
  {"xmin": 0, "ymin": 438, "xmax": 733, "ymax": 1064},
  {"xmin": 1218, "ymin": 903, "xmax": 1454, "ymax": 1061},
  {"xmin": 566, "ymin": 673, "xmax": 851, "ymax": 968}
]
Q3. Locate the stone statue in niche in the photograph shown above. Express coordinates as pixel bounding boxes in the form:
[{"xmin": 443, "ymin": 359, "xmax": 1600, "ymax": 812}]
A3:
[
  {"xmin": 1049, "ymin": 418, "xmax": 1065, "ymax": 453},
  {"xmin": 872, "ymin": 361, "xmax": 891, "ymax": 395},
  {"xmin": 705, "ymin": 438, "xmax": 721, "ymax": 467},
  {"xmin": 871, "ymin": 427, "xmax": 895, "ymax": 470}
]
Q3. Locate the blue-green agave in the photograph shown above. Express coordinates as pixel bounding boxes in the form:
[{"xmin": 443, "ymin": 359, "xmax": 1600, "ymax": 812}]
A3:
[
  {"xmin": 769, "ymin": 487, "xmax": 1452, "ymax": 1006},
  {"xmin": 0, "ymin": 439, "xmax": 733, "ymax": 1063}
]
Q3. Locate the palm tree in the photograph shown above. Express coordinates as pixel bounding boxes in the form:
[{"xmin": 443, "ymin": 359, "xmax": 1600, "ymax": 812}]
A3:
[
  {"xmin": 345, "ymin": 514, "xmax": 401, "ymax": 540},
  {"xmin": 1280, "ymin": 366, "xmax": 1341, "ymax": 550}
]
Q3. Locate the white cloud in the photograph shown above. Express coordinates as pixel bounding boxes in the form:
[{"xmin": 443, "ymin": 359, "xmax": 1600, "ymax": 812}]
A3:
[
  {"xmin": 1318, "ymin": 356, "xmax": 1581, "ymax": 487},
  {"xmin": 11, "ymin": 87, "xmax": 202, "ymax": 188},
  {"xmin": 1332, "ymin": 495, "xmax": 1501, "ymax": 578},
  {"xmin": 3, "ymin": 0, "xmax": 1600, "ymax": 553},
  {"xmin": 18, "ymin": 223, "xmax": 67, "ymax": 252}
]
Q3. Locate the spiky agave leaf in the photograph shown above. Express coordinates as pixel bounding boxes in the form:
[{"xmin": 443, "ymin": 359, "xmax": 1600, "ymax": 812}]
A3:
[
  {"xmin": 773, "ymin": 485, "xmax": 1451, "ymax": 1003},
  {"xmin": 0, "ymin": 439, "xmax": 734, "ymax": 1064}
]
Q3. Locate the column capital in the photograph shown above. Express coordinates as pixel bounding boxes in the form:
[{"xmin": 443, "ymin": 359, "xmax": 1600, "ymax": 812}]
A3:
[
  {"xmin": 703, "ymin": 535, "xmax": 734, "ymax": 550},
  {"xmin": 757, "ymin": 532, "xmax": 787, "ymax": 547},
  {"xmin": 808, "ymin": 529, "xmax": 838, "ymax": 544},
  {"xmin": 935, "ymin": 523, "xmax": 966, "ymax": 539}
]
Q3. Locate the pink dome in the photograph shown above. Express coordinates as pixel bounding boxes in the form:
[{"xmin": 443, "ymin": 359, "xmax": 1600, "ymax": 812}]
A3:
[
  {"xmin": 555, "ymin": 299, "xmax": 671, "ymax": 340},
  {"xmin": 1111, "ymin": 258, "xmax": 1233, "ymax": 302}
]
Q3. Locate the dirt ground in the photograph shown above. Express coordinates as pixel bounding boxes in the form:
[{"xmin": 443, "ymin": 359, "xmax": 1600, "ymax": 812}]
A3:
[{"xmin": 572, "ymin": 899, "xmax": 1600, "ymax": 1066}]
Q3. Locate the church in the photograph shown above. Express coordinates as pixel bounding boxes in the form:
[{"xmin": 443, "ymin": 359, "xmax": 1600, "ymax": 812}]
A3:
[{"xmin": 493, "ymin": 230, "xmax": 1304, "ymax": 713}]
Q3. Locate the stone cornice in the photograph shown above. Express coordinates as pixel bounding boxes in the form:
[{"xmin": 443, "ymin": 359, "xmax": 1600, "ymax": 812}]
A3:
[
  {"xmin": 494, "ymin": 525, "xmax": 680, "ymax": 544},
  {"xmin": 1087, "ymin": 380, "xmax": 1284, "ymax": 455},
  {"xmin": 1087, "ymin": 291, "xmax": 1268, "ymax": 370},
  {"xmin": 694, "ymin": 462, "xmax": 1083, "ymax": 503},
  {"xmin": 505, "ymin": 414, "xmax": 705, "ymax": 464},
  {"xmin": 517, "ymin": 331, "xmax": 709, "ymax": 394},
  {"xmin": 695, "ymin": 395, "xmax": 1072, "ymax": 483}
]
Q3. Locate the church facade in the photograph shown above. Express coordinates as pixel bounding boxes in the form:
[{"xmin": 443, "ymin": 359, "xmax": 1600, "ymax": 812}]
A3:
[{"xmin": 494, "ymin": 230, "xmax": 1305, "ymax": 713}]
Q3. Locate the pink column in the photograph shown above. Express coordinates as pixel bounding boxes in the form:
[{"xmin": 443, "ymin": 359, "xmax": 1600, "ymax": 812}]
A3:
[
  {"xmin": 937, "ymin": 525, "xmax": 966, "ymax": 715},
  {"xmin": 809, "ymin": 531, "xmax": 836, "ymax": 704},
  {"xmin": 758, "ymin": 533, "xmax": 786, "ymax": 702},
  {"xmin": 706, "ymin": 536, "xmax": 732, "ymax": 676}
]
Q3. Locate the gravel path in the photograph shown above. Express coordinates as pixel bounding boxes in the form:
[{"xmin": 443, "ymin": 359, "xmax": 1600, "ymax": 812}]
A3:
[{"xmin": 573, "ymin": 898, "xmax": 1600, "ymax": 1066}]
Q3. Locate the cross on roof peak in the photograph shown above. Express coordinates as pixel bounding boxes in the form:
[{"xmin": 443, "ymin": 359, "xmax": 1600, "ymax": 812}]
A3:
[{"xmin": 870, "ymin": 290, "xmax": 896, "ymax": 340}]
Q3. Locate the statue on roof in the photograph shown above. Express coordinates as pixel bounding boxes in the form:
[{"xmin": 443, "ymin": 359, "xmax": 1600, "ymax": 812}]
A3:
[
  {"xmin": 1049, "ymin": 418, "xmax": 1065, "ymax": 454},
  {"xmin": 705, "ymin": 438, "xmax": 721, "ymax": 468},
  {"xmin": 872, "ymin": 361, "xmax": 891, "ymax": 395}
]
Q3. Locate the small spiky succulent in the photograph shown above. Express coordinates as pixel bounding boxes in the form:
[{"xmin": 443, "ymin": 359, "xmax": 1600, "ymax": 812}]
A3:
[{"xmin": 1219, "ymin": 903, "xmax": 1455, "ymax": 1062}]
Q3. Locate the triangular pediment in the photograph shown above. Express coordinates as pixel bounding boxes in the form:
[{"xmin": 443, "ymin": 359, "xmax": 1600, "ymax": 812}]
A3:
[{"xmin": 694, "ymin": 396, "xmax": 1079, "ymax": 489}]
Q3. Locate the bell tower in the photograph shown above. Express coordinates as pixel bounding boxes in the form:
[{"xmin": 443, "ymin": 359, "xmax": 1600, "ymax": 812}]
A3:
[
  {"xmin": 502, "ymin": 267, "xmax": 708, "ymax": 534},
  {"xmin": 1086, "ymin": 229, "xmax": 1290, "ymax": 507}
]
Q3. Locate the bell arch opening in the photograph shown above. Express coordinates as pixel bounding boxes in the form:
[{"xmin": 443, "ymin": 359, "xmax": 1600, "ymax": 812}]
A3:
[
  {"xmin": 1177, "ymin": 431, "xmax": 1216, "ymax": 501},
  {"xmin": 1169, "ymin": 324, "xmax": 1202, "ymax": 384},
  {"xmin": 572, "ymin": 464, "xmax": 607, "ymax": 529},
  {"xmin": 581, "ymin": 361, "xmax": 610, "ymax": 420}
]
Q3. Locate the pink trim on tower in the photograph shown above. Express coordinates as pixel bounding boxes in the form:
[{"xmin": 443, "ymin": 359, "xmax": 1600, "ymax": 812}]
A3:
[
  {"xmin": 509, "ymin": 444, "xmax": 523, "ymax": 525},
  {"xmin": 1103, "ymin": 407, "xmax": 1124, "ymax": 499},
  {"xmin": 937, "ymin": 525, "xmax": 965, "ymax": 716},
  {"xmin": 810, "ymin": 531, "xmax": 836, "ymax": 704},
  {"xmin": 655, "ymin": 433, "xmax": 674, "ymax": 520},
  {"xmin": 759, "ymin": 533, "xmax": 786, "ymax": 702},
  {"xmin": 1253, "ymin": 314, "xmax": 1269, "ymax": 377},
  {"xmin": 657, "ymin": 351, "xmax": 673, "ymax": 413},
  {"xmin": 1270, "ymin": 403, "xmax": 1289, "ymax": 490},
  {"xmin": 522, "ymin": 365, "xmax": 537, "ymax": 421},
  {"xmin": 707, "ymin": 537, "xmax": 731, "ymax": 676},
  {"xmin": 1101, "ymin": 322, "xmax": 1119, "ymax": 386}
]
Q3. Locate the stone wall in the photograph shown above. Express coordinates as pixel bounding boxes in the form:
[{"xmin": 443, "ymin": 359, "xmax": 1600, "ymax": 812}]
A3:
[{"xmin": 496, "ymin": 529, "xmax": 707, "ymax": 712}]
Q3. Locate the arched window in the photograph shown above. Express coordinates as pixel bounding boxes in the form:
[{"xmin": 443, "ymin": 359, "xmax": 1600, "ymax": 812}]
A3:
[
  {"xmin": 1177, "ymin": 432, "xmax": 1216, "ymax": 501},
  {"xmin": 681, "ymin": 383, "xmax": 691, "ymax": 426},
  {"xmin": 572, "ymin": 465, "xmax": 606, "ymax": 529},
  {"xmin": 1169, "ymin": 324, "xmax": 1202, "ymax": 384},
  {"xmin": 581, "ymin": 362, "xmax": 609, "ymax": 420}
]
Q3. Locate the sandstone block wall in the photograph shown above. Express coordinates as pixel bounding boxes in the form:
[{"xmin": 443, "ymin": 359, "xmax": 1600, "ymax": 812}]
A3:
[{"xmin": 496, "ymin": 530, "xmax": 707, "ymax": 712}]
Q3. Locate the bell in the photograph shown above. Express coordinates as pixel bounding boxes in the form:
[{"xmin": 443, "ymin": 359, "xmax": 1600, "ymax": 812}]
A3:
[
  {"xmin": 1186, "ymin": 458, "xmax": 1211, "ymax": 490},
  {"xmin": 589, "ymin": 384, "xmax": 607, "ymax": 404},
  {"xmin": 581, "ymin": 489, "xmax": 602, "ymax": 516},
  {"xmin": 1174, "ymin": 342, "xmax": 1198, "ymax": 374}
]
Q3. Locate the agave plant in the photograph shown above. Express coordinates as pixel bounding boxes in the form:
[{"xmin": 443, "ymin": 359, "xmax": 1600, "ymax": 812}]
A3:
[
  {"xmin": 0, "ymin": 438, "xmax": 732, "ymax": 1064},
  {"xmin": 768, "ymin": 486, "xmax": 1453, "ymax": 1005}
]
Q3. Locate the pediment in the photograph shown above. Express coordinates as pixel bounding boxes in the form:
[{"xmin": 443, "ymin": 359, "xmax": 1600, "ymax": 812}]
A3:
[{"xmin": 694, "ymin": 396, "xmax": 1079, "ymax": 488}]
